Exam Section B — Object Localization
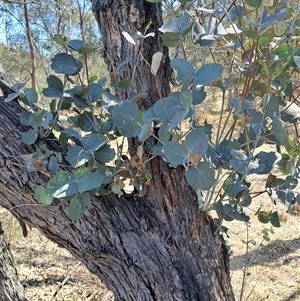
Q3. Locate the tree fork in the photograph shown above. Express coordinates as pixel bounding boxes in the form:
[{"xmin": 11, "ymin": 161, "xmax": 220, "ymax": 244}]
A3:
[{"xmin": 0, "ymin": 1, "xmax": 235, "ymax": 300}]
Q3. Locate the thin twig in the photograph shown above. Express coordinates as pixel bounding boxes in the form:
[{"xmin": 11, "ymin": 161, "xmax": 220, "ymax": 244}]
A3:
[{"xmin": 49, "ymin": 261, "xmax": 81, "ymax": 301}]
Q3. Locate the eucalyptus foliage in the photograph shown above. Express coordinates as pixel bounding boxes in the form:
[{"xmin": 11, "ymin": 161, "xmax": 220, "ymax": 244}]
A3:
[{"xmin": 9, "ymin": 0, "xmax": 300, "ymax": 224}]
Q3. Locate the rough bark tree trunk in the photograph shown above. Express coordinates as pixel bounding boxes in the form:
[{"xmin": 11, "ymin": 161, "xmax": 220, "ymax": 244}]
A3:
[
  {"xmin": 0, "ymin": 221, "xmax": 28, "ymax": 301},
  {"xmin": 0, "ymin": 1, "xmax": 235, "ymax": 300}
]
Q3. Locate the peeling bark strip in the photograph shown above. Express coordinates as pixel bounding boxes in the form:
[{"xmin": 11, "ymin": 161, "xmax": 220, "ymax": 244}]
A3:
[
  {"xmin": 0, "ymin": 222, "xmax": 28, "ymax": 301},
  {"xmin": 0, "ymin": 1, "xmax": 235, "ymax": 300}
]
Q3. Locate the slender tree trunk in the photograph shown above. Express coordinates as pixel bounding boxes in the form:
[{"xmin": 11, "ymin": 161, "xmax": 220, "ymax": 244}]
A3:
[
  {"xmin": 23, "ymin": 0, "xmax": 36, "ymax": 89},
  {"xmin": 0, "ymin": 1, "xmax": 235, "ymax": 300},
  {"xmin": 0, "ymin": 221, "xmax": 28, "ymax": 301}
]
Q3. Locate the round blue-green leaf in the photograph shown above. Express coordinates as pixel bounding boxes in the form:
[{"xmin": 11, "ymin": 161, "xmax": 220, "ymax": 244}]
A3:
[
  {"xmin": 112, "ymin": 101, "xmax": 138, "ymax": 130},
  {"xmin": 74, "ymin": 168, "xmax": 104, "ymax": 193},
  {"xmin": 48, "ymin": 171, "xmax": 76, "ymax": 198},
  {"xmin": 21, "ymin": 128, "xmax": 38, "ymax": 145},
  {"xmin": 66, "ymin": 146, "xmax": 90, "ymax": 168},
  {"xmin": 223, "ymin": 204, "xmax": 250, "ymax": 222},
  {"xmin": 143, "ymin": 107, "xmax": 158, "ymax": 122},
  {"xmin": 270, "ymin": 211, "xmax": 281, "ymax": 227},
  {"xmin": 47, "ymin": 74, "xmax": 64, "ymax": 89},
  {"xmin": 35, "ymin": 186, "xmax": 53, "ymax": 205},
  {"xmin": 42, "ymin": 112, "xmax": 53, "ymax": 129},
  {"xmin": 179, "ymin": 90, "xmax": 193, "ymax": 109},
  {"xmin": 167, "ymin": 109, "xmax": 189, "ymax": 130},
  {"xmin": 160, "ymin": 13, "xmax": 191, "ymax": 35},
  {"xmin": 87, "ymin": 83, "xmax": 103, "ymax": 103},
  {"xmin": 42, "ymin": 87, "xmax": 61, "ymax": 98},
  {"xmin": 78, "ymin": 193, "xmax": 91, "ymax": 211},
  {"xmin": 171, "ymin": 58, "xmax": 195, "ymax": 84},
  {"xmin": 43, "ymin": 75, "xmax": 63, "ymax": 98},
  {"xmin": 192, "ymin": 86, "xmax": 206, "ymax": 105},
  {"xmin": 259, "ymin": 6, "xmax": 288, "ymax": 28},
  {"xmin": 121, "ymin": 121, "xmax": 141, "ymax": 138},
  {"xmin": 185, "ymin": 128, "xmax": 208, "ymax": 156},
  {"xmin": 293, "ymin": 56, "xmax": 300, "ymax": 68},
  {"xmin": 225, "ymin": 4, "xmax": 244, "ymax": 21},
  {"xmin": 195, "ymin": 63, "xmax": 223, "ymax": 86},
  {"xmin": 51, "ymin": 53, "xmax": 83, "ymax": 75},
  {"xmin": 94, "ymin": 145, "xmax": 116, "ymax": 163},
  {"xmin": 25, "ymin": 88, "xmax": 38, "ymax": 104},
  {"xmin": 163, "ymin": 141, "xmax": 188, "ymax": 166},
  {"xmin": 158, "ymin": 123, "xmax": 170, "ymax": 142},
  {"xmin": 82, "ymin": 133, "xmax": 107, "ymax": 152},
  {"xmin": 68, "ymin": 39, "xmax": 97, "ymax": 55},
  {"xmin": 19, "ymin": 112, "xmax": 31, "ymax": 126},
  {"xmin": 154, "ymin": 97, "xmax": 182, "ymax": 122},
  {"xmin": 186, "ymin": 162, "xmax": 215, "ymax": 190},
  {"xmin": 29, "ymin": 112, "xmax": 44, "ymax": 129}
]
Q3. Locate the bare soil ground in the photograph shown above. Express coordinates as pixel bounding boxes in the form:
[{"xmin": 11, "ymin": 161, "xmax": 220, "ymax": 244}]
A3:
[
  {"xmin": 226, "ymin": 175, "xmax": 300, "ymax": 301},
  {"xmin": 0, "ymin": 208, "xmax": 113, "ymax": 301}
]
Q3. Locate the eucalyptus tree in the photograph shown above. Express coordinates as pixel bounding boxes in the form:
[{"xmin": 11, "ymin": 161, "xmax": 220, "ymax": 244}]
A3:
[{"xmin": 0, "ymin": 0, "xmax": 299, "ymax": 300}]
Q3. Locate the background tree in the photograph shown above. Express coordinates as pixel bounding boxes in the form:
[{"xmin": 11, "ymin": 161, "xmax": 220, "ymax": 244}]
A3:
[
  {"xmin": 0, "ymin": 220, "xmax": 28, "ymax": 301},
  {"xmin": 0, "ymin": 0, "xmax": 299, "ymax": 300},
  {"xmin": 0, "ymin": 0, "xmax": 104, "ymax": 88}
]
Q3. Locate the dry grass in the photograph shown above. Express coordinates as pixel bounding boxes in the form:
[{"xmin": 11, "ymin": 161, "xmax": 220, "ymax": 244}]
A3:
[
  {"xmin": 0, "ymin": 209, "xmax": 113, "ymax": 301},
  {"xmin": 227, "ymin": 175, "xmax": 300, "ymax": 301}
]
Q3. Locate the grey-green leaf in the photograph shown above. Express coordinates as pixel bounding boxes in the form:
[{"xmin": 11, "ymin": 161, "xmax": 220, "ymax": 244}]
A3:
[
  {"xmin": 51, "ymin": 53, "xmax": 83, "ymax": 75},
  {"xmin": 186, "ymin": 162, "xmax": 215, "ymax": 190},
  {"xmin": 163, "ymin": 141, "xmax": 188, "ymax": 166},
  {"xmin": 138, "ymin": 121, "xmax": 153, "ymax": 142},
  {"xmin": 153, "ymin": 97, "xmax": 182, "ymax": 122},
  {"xmin": 35, "ymin": 186, "xmax": 53, "ymax": 205},
  {"xmin": 195, "ymin": 63, "xmax": 223, "ymax": 86},
  {"xmin": 66, "ymin": 146, "xmax": 90, "ymax": 168},
  {"xmin": 68, "ymin": 198, "xmax": 82, "ymax": 222},
  {"xmin": 82, "ymin": 133, "xmax": 107, "ymax": 152},
  {"xmin": 272, "ymin": 115, "xmax": 288, "ymax": 145},
  {"xmin": 48, "ymin": 171, "xmax": 77, "ymax": 198},
  {"xmin": 171, "ymin": 58, "xmax": 195, "ymax": 84},
  {"xmin": 25, "ymin": 88, "xmax": 38, "ymax": 104},
  {"xmin": 112, "ymin": 101, "xmax": 138, "ymax": 130},
  {"xmin": 52, "ymin": 34, "xmax": 67, "ymax": 49},
  {"xmin": 94, "ymin": 145, "xmax": 116, "ymax": 163},
  {"xmin": 68, "ymin": 39, "xmax": 97, "ymax": 55},
  {"xmin": 270, "ymin": 211, "xmax": 281, "ymax": 227},
  {"xmin": 185, "ymin": 128, "xmax": 208, "ymax": 156},
  {"xmin": 29, "ymin": 112, "xmax": 44, "ymax": 129},
  {"xmin": 74, "ymin": 168, "xmax": 103, "ymax": 193},
  {"xmin": 21, "ymin": 129, "xmax": 38, "ymax": 145}
]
